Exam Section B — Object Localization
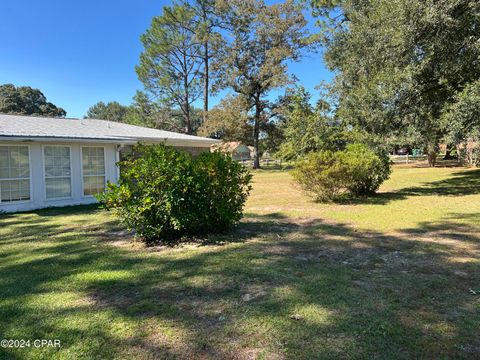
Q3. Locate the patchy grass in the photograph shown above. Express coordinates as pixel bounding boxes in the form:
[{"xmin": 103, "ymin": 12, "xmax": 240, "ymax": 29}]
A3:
[{"xmin": 1, "ymin": 167, "xmax": 480, "ymax": 359}]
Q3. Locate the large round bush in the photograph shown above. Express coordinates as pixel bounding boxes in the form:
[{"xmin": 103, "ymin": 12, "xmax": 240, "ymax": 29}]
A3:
[
  {"xmin": 293, "ymin": 143, "xmax": 391, "ymax": 201},
  {"xmin": 340, "ymin": 143, "xmax": 391, "ymax": 196},
  {"xmin": 98, "ymin": 144, "xmax": 252, "ymax": 244},
  {"xmin": 292, "ymin": 151, "xmax": 347, "ymax": 201}
]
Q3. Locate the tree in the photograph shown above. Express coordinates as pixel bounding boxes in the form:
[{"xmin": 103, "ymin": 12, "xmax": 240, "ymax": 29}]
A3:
[
  {"xmin": 312, "ymin": 0, "xmax": 480, "ymax": 166},
  {"xmin": 85, "ymin": 101, "xmax": 128, "ymax": 122},
  {"xmin": 137, "ymin": 4, "xmax": 203, "ymax": 134},
  {"xmin": 277, "ymin": 86, "xmax": 346, "ymax": 160},
  {"xmin": 187, "ymin": 0, "xmax": 225, "ymax": 125},
  {"xmin": 127, "ymin": 91, "xmax": 203, "ymax": 133},
  {"xmin": 0, "ymin": 84, "xmax": 66, "ymax": 117},
  {"xmin": 215, "ymin": 0, "xmax": 316, "ymax": 168},
  {"xmin": 198, "ymin": 95, "xmax": 252, "ymax": 142},
  {"xmin": 442, "ymin": 80, "xmax": 480, "ymax": 166}
]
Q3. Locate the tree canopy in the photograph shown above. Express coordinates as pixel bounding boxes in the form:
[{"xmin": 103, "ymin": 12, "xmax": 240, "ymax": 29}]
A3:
[
  {"xmin": 207, "ymin": 0, "xmax": 316, "ymax": 167},
  {"xmin": 0, "ymin": 84, "xmax": 66, "ymax": 117},
  {"xmin": 137, "ymin": 4, "xmax": 203, "ymax": 134},
  {"xmin": 313, "ymin": 0, "xmax": 480, "ymax": 165},
  {"xmin": 277, "ymin": 86, "xmax": 346, "ymax": 160},
  {"xmin": 85, "ymin": 101, "xmax": 129, "ymax": 122}
]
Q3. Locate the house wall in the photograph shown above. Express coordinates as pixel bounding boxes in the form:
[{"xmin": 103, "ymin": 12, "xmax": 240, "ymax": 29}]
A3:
[{"xmin": 0, "ymin": 141, "xmax": 118, "ymax": 213}]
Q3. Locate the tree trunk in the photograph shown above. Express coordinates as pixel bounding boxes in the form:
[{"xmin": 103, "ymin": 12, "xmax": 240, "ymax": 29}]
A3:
[
  {"xmin": 252, "ymin": 97, "xmax": 261, "ymax": 169},
  {"xmin": 456, "ymin": 144, "xmax": 463, "ymax": 165},
  {"xmin": 427, "ymin": 150, "xmax": 436, "ymax": 167},
  {"xmin": 184, "ymin": 110, "xmax": 191, "ymax": 134},
  {"xmin": 184, "ymin": 99, "xmax": 191, "ymax": 134},
  {"xmin": 183, "ymin": 52, "xmax": 191, "ymax": 134},
  {"xmin": 443, "ymin": 143, "xmax": 457, "ymax": 160},
  {"xmin": 203, "ymin": 42, "xmax": 209, "ymax": 126}
]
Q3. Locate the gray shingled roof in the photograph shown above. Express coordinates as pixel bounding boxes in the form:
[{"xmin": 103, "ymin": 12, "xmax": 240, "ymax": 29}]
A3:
[{"xmin": 0, "ymin": 114, "xmax": 219, "ymax": 146}]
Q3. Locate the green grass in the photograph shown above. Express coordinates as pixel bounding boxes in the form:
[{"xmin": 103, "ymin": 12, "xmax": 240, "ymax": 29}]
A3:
[{"xmin": 1, "ymin": 166, "xmax": 479, "ymax": 359}]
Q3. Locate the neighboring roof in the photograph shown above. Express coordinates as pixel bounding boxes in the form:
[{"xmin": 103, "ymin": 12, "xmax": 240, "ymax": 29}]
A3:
[
  {"xmin": 0, "ymin": 114, "xmax": 219, "ymax": 146},
  {"xmin": 212, "ymin": 141, "xmax": 250, "ymax": 153}
]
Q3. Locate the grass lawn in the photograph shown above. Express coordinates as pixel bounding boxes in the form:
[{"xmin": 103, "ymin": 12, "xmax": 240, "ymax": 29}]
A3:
[{"xmin": 1, "ymin": 166, "xmax": 479, "ymax": 359}]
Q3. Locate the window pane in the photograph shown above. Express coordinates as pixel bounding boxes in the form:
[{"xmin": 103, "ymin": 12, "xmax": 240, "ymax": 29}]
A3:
[
  {"xmin": 0, "ymin": 147, "xmax": 8, "ymax": 167},
  {"xmin": 44, "ymin": 147, "xmax": 71, "ymax": 199},
  {"xmin": 0, "ymin": 146, "xmax": 30, "ymax": 180},
  {"xmin": 0, "ymin": 167, "xmax": 8, "ymax": 178},
  {"xmin": 82, "ymin": 148, "xmax": 105, "ymax": 196},
  {"xmin": 83, "ymin": 175, "xmax": 105, "ymax": 196},
  {"xmin": 0, "ymin": 146, "xmax": 30, "ymax": 202},
  {"xmin": 0, "ymin": 179, "xmax": 30, "ymax": 202},
  {"xmin": 46, "ymin": 178, "xmax": 71, "ymax": 199}
]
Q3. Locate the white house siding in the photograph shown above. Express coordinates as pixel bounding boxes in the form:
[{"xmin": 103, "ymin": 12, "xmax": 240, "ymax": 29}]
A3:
[{"xmin": 0, "ymin": 141, "xmax": 118, "ymax": 213}]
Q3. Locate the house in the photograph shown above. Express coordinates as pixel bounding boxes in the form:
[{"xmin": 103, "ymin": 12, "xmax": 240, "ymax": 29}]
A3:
[
  {"xmin": 211, "ymin": 141, "xmax": 251, "ymax": 161},
  {"xmin": 0, "ymin": 114, "xmax": 219, "ymax": 212}
]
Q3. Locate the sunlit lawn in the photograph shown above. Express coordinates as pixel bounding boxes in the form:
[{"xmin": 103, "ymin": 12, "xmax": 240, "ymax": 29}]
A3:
[{"xmin": 1, "ymin": 165, "xmax": 479, "ymax": 359}]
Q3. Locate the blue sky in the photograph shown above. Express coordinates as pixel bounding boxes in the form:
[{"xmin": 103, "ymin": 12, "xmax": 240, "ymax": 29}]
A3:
[{"xmin": 0, "ymin": 0, "xmax": 333, "ymax": 118}]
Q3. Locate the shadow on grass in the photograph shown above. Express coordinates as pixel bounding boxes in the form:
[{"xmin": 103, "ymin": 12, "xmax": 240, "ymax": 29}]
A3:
[
  {"xmin": 334, "ymin": 168, "xmax": 480, "ymax": 206},
  {"xmin": 1, "ymin": 207, "xmax": 479, "ymax": 359}
]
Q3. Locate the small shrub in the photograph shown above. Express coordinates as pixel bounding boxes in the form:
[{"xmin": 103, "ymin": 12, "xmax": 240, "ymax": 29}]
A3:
[
  {"xmin": 98, "ymin": 144, "xmax": 252, "ymax": 244},
  {"xmin": 293, "ymin": 143, "xmax": 391, "ymax": 201},
  {"xmin": 292, "ymin": 151, "xmax": 347, "ymax": 201}
]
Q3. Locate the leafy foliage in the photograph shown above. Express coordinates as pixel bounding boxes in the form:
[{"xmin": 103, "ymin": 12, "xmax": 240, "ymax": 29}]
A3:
[
  {"xmin": 198, "ymin": 95, "xmax": 252, "ymax": 142},
  {"xmin": 85, "ymin": 91, "xmax": 203, "ymax": 134},
  {"xmin": 340, "ymin": 143, "xmax": 391, "ymax": 196},
  {"xmin": 98, "ymin": 144, "xmax": 252, "ymax": 243},
  {"xmin": 137, "ymin": 5, "xmax": 203, "ymax": 134},
  {"xmin": 277, "ymin": 86, "xmax": 346, "ymax": 160},
  {"xmin": 85, "ymin": 101, "xmax": 128, "ymax": 122},
  {"xmin": 441, "ymin": 80, "xmax": 480, "ymax": 166},
  {"xmin": 312, "ymin": 0, "xmax": 480, "ymax": 166},
  {"xmin": 214, "ymin": 0, "xmax": 317, "ymax": 167},
  {"xmin": 292, "ymin": 150, "xmax": 347, "ymax": 201},
  {"xmin": 0, "ymin": 84, "xmax": 66, "ymax": 117},
  {"xmin": 293, "ymin": 143, "xmax": 391, "ymax": 201}
]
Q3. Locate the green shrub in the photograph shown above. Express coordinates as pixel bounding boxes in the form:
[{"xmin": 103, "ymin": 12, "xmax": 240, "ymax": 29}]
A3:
[
  {"xmin": 293, "ymin": 143, "xmax": 391, "ymax": 201},
  {"xmin": 98, "ymin": 144, "xmax": 252, "ymax": 244},
  {"xmin": 340, "ymin": 143, "xmax": 391, "ymax": 196},
  {"xmin": 292, "ymin": 151, "xmax": 347, "ymax": 201}
]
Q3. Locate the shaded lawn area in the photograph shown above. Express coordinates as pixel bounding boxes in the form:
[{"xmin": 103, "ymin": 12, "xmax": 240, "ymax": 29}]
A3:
[{"xmin": 1, "ymin": 167, "xmax": 480, "ymax": 359}]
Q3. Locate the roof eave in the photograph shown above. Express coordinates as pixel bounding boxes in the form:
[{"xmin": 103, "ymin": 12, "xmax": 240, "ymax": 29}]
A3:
[{"xmin": 0, "ymin": 135, "xmax": 221, "ymax": 147}]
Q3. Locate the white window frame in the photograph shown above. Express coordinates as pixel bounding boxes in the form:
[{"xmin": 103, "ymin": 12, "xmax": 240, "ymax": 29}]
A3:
[
  {"xmin": 0, "ymin": 145, "xmax": 33, "ymax": 204},
  {"xmin": 42, "ymin": 145, "xmax": 73, "ymax": 201},
  {"xmin": 81, "ymin": 146, "xmax": 107, "ymax": 198}
]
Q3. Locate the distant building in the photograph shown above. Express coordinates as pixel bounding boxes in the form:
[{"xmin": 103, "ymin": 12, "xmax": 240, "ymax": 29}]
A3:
[{"xmin": 211, "ymin": 141, "xmax": 252, "ymax": 160}]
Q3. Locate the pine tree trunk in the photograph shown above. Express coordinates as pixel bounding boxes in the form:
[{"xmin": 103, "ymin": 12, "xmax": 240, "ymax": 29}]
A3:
[
  {"xmin": 253, "ymin": 99, "xmax": 261, "ymax": 169},
  {"xmin": 183, "ymin": 52, "xmax": 191, "ymax": 135},
  {"xmin": 203, "ymin": 42, "xmax": 209, "ymax": 126}
]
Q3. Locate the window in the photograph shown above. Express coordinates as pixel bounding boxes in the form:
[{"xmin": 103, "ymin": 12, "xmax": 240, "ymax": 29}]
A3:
[
  {"xmin": 82, "ymin": 147, "xmax": 105, "ymax": 196},
  {"xmin": 44, "ymin": 146, "xmax": 72, "ymax": 199},
  {"xmin": 0, "ymin": 146, "xmax": 30, "ymax": 202}
]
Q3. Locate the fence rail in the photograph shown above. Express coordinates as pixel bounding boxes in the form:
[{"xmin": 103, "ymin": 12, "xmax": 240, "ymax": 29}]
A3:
[
  {"xmin": 240, "ymin": 158, "xmax": 283, "ymax": 167},
  {"xmin": 389, "ymin": 154, "xmax": 427, "ymax": 164}
]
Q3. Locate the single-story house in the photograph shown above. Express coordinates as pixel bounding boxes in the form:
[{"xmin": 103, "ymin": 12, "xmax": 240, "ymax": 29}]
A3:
[
  {"xmin": 211, "ymin": 141, "xmax": 251, "ymax": 161},
  {"xmin": 0, "ymin": 114, "xmax": 219, "ymax": 213}
]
